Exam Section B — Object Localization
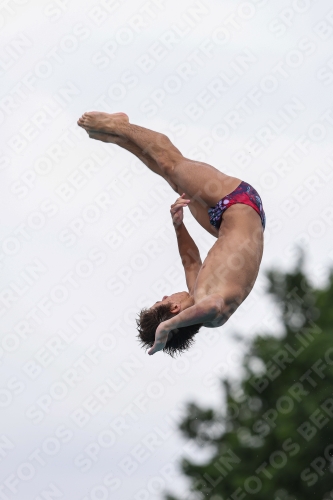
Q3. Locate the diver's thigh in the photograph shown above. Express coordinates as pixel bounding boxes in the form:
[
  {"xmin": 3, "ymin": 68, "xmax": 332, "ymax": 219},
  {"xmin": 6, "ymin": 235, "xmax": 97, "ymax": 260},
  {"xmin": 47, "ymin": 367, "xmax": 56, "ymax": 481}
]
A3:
[{"xmin": 170, "ymin": 159, "xmax": 241, "ymax": 206}]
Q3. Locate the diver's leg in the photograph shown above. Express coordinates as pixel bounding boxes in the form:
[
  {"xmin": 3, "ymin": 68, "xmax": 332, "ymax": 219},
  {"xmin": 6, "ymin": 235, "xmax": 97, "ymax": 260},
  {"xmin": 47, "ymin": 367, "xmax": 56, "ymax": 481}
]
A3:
[{"xmin": 78, "ymin": 112, "xmax": 241, "ymax": 207}]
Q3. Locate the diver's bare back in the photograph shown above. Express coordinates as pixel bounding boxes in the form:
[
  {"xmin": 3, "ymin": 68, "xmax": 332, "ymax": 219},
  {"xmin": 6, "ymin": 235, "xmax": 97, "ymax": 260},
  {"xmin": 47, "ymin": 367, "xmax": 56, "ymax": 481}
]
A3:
[{"xmin": 193, "ymin": 203, "xmax": 264, "ymax": 326}]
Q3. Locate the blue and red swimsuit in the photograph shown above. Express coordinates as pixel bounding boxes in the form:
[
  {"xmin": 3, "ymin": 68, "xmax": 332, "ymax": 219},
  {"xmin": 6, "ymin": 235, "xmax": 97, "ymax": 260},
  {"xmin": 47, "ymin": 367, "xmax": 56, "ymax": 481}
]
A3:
[{"xmin": 208, "ymin": 181, "xmax": 266, "ymax": 231}]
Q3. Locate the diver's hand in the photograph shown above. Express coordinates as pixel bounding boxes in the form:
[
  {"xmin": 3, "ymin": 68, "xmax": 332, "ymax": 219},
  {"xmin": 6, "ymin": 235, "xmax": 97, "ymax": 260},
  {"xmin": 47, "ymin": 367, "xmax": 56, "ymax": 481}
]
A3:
[
  {"xmin": 148, "ymin": 324, "xmax": 170, "ymax": 355},
  {"xmin": 170, "ymin": 193, "xmax": 190, "ymax": 228}
]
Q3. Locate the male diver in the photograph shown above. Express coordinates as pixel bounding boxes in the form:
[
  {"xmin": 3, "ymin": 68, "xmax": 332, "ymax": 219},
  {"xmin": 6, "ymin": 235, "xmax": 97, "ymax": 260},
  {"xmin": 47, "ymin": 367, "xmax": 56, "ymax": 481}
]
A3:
[{"xmin": 77, "ymin": 112, "xmax": 265, "ymax": 356}]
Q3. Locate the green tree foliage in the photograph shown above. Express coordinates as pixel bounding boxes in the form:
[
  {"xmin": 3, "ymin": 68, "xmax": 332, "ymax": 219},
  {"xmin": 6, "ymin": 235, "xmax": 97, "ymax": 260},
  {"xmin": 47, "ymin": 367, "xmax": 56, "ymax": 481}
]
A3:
[{"xmin": 166, "ymin": 253, "xmax": 333, "ymax": 500}]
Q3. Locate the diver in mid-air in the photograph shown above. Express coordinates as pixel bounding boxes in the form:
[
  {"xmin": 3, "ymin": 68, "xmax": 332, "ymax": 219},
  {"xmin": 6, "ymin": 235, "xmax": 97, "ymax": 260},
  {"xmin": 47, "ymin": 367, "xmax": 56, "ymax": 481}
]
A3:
[{"xmin": 78, "ymin": 111, "xmax": 265, "ymax": 356}]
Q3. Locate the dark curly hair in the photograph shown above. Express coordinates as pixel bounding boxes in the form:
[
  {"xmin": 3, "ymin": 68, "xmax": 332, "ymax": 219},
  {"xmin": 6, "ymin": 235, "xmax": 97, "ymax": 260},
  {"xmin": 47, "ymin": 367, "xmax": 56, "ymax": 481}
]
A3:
[{"xmin": 136, "ymin": 303, "xmax": 203, "ymax": 357}]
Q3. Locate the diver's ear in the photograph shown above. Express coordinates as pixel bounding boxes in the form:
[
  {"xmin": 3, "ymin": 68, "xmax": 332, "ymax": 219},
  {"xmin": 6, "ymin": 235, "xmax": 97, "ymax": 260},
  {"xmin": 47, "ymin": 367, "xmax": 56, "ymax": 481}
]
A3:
[{"xmin": 170, "ymin": 303, "xmax": 181, "ymax": 314}]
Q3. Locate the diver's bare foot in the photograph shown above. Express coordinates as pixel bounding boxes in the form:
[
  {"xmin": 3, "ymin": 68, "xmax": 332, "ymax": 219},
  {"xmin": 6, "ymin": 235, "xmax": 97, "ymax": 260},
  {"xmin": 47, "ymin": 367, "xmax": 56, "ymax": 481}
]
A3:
[{"xmin": 77, "ymin": 111, "xmax": 129, "ymax": 134}]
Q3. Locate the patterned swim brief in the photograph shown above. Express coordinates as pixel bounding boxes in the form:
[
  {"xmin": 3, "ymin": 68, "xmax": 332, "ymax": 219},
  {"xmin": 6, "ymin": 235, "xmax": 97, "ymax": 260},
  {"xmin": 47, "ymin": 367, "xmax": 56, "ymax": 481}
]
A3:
[{"xmin": 208, "ymin": 181, "xmax": 266, "ymax": 231}]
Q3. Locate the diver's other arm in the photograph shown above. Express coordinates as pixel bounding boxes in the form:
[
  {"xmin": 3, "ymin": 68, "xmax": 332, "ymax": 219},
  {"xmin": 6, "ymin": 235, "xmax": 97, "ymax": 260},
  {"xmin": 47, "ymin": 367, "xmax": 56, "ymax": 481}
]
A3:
[{"xmin": 171, "ymin": 194, "xmax": 202, "ymax": 293}]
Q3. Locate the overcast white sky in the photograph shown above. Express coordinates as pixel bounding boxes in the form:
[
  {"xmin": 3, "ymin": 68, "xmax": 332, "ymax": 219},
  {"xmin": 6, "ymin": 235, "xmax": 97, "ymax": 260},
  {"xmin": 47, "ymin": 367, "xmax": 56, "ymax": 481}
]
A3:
[{"xmin": 1, "ymin": 0, "xmax": 333, "ymax": 499}]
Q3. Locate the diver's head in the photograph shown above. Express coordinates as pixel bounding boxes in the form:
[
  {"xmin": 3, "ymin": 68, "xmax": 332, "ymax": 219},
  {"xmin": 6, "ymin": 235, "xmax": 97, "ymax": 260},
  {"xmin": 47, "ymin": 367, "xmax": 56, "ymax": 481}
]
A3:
[{"xmin": 136, "ymin": 292, "xmax": 203, "ymax": 357}]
